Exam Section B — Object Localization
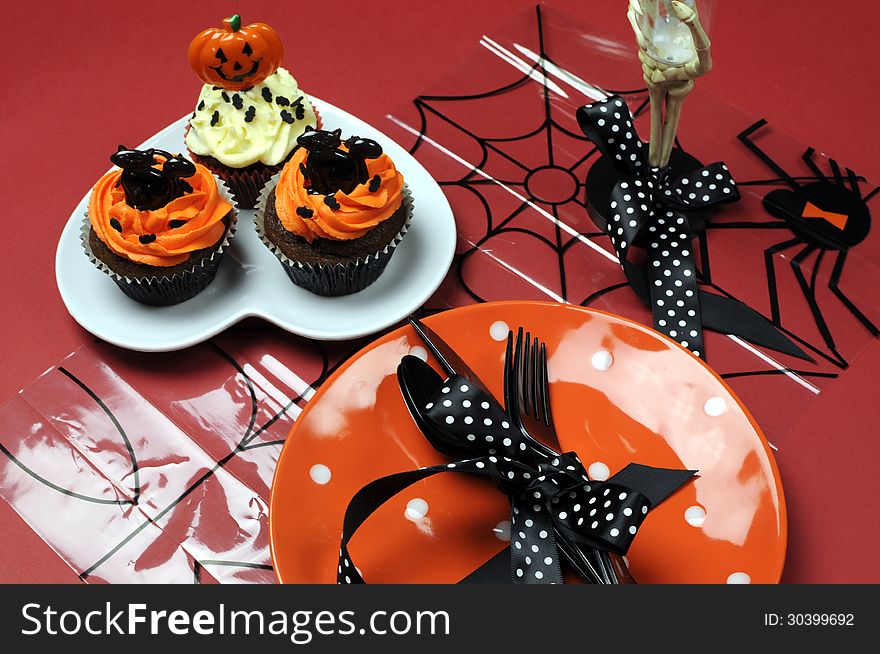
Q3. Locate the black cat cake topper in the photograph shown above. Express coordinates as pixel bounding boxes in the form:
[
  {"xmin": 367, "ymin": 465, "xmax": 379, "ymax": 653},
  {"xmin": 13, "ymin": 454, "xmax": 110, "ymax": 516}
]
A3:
[
  {"xmin": 297, "ymin": 127, "xmax": 383, "ymax": 195},
  {"xmin": 110, "ymin": 146, "xmax": 197, "ymax": 211}
]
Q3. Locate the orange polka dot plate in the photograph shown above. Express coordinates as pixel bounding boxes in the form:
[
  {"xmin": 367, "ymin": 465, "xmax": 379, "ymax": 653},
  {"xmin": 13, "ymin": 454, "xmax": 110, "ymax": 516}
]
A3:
[{"xmin": 269, "ymin": 301, "xmax": 787, "ymax": 583}]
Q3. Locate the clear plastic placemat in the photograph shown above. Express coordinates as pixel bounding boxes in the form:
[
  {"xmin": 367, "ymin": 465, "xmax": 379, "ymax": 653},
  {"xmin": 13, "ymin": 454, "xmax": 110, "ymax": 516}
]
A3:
[{"xmin": 1, "ymin": 4, "xmax": 876, "ymax": 582}]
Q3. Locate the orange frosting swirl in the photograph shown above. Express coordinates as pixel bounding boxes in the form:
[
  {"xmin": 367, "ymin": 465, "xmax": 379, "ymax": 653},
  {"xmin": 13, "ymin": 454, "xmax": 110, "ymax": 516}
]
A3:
[
  {"xmin": 88, "ymin": 162, "xmax": 232, "ymax": 267},
  {"xmin": 274, "ymin": 147, "xmax": 404, "ymax": 243}
]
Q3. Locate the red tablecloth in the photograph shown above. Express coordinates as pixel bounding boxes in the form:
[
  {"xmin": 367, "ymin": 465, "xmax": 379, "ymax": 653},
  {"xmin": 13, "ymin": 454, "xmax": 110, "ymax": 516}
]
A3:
[{"xmin": 1, "ymin": 0, "xmax": 878, "ymax": 583}]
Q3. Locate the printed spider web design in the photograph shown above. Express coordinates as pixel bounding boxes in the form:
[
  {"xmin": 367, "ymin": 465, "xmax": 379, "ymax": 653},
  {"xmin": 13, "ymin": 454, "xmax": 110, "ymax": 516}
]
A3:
[
  {"xmin": 399, "ymin": 8, "xmax": 649, "ymax": 308},
  {"xmin": 394, "ymin": 5, "xmax": 878, "ymax": 392}
]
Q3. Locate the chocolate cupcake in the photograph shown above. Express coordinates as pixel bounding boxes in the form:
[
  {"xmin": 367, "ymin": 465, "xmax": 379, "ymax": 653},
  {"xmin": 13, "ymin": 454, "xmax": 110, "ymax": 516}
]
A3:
[
  {"xmin": 82, "ymin": 147, "xmax": 236, "ymax": 306},
  {"xmin": 256, "ymin": 128, "xmax": 412, "ymax": 296},
  {"xmin": 185, "ymin": 14, "xmax": 320, "ymax": 209}
]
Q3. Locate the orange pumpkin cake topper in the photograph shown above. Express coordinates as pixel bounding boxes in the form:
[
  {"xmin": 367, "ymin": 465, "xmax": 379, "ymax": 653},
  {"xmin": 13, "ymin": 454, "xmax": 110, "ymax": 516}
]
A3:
[{"xmin": 188, "ymin": 14, "xmax": 284, "ymax": 91}]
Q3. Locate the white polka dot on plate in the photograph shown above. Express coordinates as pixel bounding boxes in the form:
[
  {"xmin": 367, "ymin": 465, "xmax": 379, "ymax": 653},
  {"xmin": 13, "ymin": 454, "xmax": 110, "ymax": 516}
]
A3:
[
  {"xmin": 684, "ymin": 505, "xmax": 707, "ymax": 527},
  {"xmin": 404, "ymin": 498, "xmax": 429, "ymax": 521},
  {"xmin": 489, "ymin": 321, "xmax": 509, "ymax": 341},
  {"xmin": 591, "ymin": 350, "xmax": 613, "ymax": 371},
  {"xmin": 588, "ymin": 461, "xmax": 610, "ymax": 481},
  {"xmin": 726, "ymin": 572, "xmax": 751, "ymax": 584},
  {"xmin": 309, "ymin": 464, "xmax": 331, "ymax": 485},
  {"xmin": 704, "ymin": 396, "xmax": 727, "ymax": 417},
  {"xmin": 409, "ymin": 346, "xmax": 428, "ymax": 361},
  {"xmin": 493, "ymin": 520, "xmax": 511, "ymax": 541}
]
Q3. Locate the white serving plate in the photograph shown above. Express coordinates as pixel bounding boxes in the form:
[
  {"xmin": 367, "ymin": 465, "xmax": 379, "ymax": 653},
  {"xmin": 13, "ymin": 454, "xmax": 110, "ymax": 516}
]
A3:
[{"xmin": 55, "ymin": 98, "xmax": 456, "ymax": 352}]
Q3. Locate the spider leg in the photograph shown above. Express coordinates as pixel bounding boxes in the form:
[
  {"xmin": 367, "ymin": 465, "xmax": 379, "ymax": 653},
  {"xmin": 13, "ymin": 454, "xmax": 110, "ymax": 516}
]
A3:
[
  {"xmin": 764, "ymin": 238, "xmax": 802, "ymax": 325},
  {"xmin": 738, "ymin": 119, "xmax": 800, "ymax": 192},
  {"xmin": 789, "ymin": 245, "xmax": 843, "ymax": 358},
  {"xmin": 846, "ymin": 167, "xmax": 862, "ymax": 198},
  {"xmin": 828, "ymin": 250, "xmax": 880, "ymax": 337},
  {"xmin": 802, "ymin": 148, "xmax": 828, "ymax": 183},
  {"xmin": 809, "ymin": 249, "xmax": 825, "ymax": 296},
  {"xmin": 829, "ymin": 158, "xmax": 845, "ymax": 187}
]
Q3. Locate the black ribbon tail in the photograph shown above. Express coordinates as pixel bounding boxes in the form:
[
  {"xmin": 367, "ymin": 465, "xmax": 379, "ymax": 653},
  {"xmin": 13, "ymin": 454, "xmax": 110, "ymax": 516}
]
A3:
[
  {"xmin": 699, "ymin": 292, "xmax": 815, "ymax": 362},
  {"xmin": 460, "ymin": 548, "xmax": 511, "ymax": 584},
  {"xmin": 608, "ymin": 464, "xmax": 696, "ymax": 508},
  {"xmin": 623, "ymin": 256, "xmax": 813, "ymax": 361},
  {"xmin": 337, "ymin": 459, "xmax": 511, "ymax": 584}
]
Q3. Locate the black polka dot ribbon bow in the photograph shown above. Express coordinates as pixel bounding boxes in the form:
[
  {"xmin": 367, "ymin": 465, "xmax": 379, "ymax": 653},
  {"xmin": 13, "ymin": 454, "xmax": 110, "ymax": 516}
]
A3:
[
  {"xmin": 337, "ymin": 359, "xmax": 695, "ymax": 584},
  {"xmin": 577, "ymin": 95, "xmax": 741, "ymax": 358}
]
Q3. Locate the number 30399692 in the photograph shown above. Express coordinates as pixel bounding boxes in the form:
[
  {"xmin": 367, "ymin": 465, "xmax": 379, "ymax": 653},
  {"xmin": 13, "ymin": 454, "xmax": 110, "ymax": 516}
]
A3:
[{"xmin": 764, "ymin": 614, "xmax": 854, "ymax": 626}]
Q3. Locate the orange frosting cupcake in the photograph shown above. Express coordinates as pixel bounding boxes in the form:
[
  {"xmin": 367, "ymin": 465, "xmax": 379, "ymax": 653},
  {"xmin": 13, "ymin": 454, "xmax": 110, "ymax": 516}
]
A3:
[
  {"xmin": 89, "ymin": 162, "xmax": 232, "ymax": 267},
  {"xmin": 274, "ymin": 146, "xmax": 404, "ymax": 243}
]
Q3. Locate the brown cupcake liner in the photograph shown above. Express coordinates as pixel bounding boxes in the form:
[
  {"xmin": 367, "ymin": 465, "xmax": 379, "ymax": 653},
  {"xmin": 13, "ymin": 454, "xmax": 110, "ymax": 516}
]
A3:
[
  {"xmin": 185, "ymin": 106, "xmax": 322, "ymax": 210},
  {"xmin": 200, "ymin": 160, "xmax": 281, "ymax": 211},
  {"xmin": 81, "ymin": 176, "xmax": 238, "ymax": 306},
  {"xmin": 254, "ymin": 175, "xmax": 414, "ymax": 297}
]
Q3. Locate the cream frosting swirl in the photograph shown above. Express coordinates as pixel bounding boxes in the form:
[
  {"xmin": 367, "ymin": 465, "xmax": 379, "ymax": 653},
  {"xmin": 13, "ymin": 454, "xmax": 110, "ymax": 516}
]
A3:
[{"xmin": 185, "ymin": 67, "xmax": 317, "ymax": 167}]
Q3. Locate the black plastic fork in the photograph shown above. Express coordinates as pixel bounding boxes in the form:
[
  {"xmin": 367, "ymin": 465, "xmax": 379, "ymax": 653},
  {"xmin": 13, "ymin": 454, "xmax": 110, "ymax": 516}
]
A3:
[{"xmin": 505, "ymin": 327, "xmax": 636, "ymax": 585}]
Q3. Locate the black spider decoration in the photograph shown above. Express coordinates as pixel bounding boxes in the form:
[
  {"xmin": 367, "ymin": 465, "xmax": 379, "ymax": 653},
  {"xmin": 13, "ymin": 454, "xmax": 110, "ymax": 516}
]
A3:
[
  {"xmin": 736, "ymin": 119, "xmax": 879, "ymax": 366},
  {"xmin": 110, "ymin": 146, "xmax": 196, "ymax": 211},
  {"xmin": 297, "ymin": 127, "xmax": 383, "ymax": 195}
]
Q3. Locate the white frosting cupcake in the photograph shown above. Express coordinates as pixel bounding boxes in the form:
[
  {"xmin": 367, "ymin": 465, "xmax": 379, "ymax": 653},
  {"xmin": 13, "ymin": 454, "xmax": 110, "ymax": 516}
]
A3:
[{"xmin": 185, "ymin": 67, "xmax": 318, "ymax": 168}]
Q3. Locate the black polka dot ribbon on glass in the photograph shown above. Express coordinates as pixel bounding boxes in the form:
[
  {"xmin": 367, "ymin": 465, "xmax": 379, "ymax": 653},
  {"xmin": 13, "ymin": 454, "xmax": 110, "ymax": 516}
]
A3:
[
  {"xmin": 336, "ymin": 364, "xmax": 695, "ymax": 584},
  {"xmin": 576, "ymin": 95, "xmax": 741, "ymax": 358}
]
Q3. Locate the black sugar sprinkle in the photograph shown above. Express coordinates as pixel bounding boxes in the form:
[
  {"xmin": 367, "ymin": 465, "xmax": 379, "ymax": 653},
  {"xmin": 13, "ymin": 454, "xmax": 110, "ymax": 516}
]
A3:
[
  {"xmin": 232, "ymin": 94, "xmax": 243, "ymax": 110},
  {"xmin": 324, "ymin": 195, "xmax": 340, "ymax": 210},
  {"xmin": 197, "ymin": 100, "xmax": 205, "ymax": 111},
  {"xmin": 296, "ymin": 206, "xmax": 314, "ymax": 219},
  {"xmin": 293, "ymin": 97, "xmax": 306, "ymax": 120},
  {"xmin": 280, "ymin": 110, "xmax": 295, "ymax": 124},
  {"xmin": 139, "ymin": 234, "xmax": 157, "ymax": 244},
  {"xmin": 211, "ymin": 110, "xmax": 220, "ymax": 126},
  {"xmin": 368, "ymin": 174, "xmax": 381, "ymax": 192},
  {"xmin": 178, "ymin": 179, "xmax": 193, "ymax": 194},
  {"xmin": 275, "ymin": 95, "xmax": 290, "ymax": 106},
  {"xmin": 244, "ymin": 106, "xmax": 256, "ymax": 123},
  {"xmin": 299, "ymin": 163, "xmax": 308, "ymax": 176},
  {"xmin": 212, "ymin": 85, "xmax": 221, "ymax": 91},
  {"xmin": 221, "ymin": 91, "xmax": 230, "ymax": 103},
  {"xmin": 109, "ymin": 218, "xmax": 123, "ymax": 232},
  {"xmin": 168, "ymin": 219, "xmax": 187, "ymax": 229},
  {"xmin": 262, "ymin": 87, "xmax": 273, "ymax": 102}
]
